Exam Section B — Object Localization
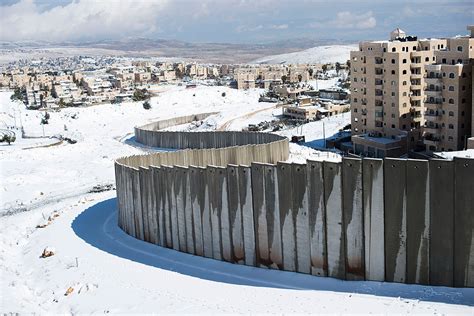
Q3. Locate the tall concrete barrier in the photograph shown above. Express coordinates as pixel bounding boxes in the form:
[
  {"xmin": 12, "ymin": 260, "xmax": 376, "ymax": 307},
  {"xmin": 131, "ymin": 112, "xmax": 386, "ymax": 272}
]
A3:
[
  {"xmin": 342, "ymin": 157, "xmax": 364, "ymax": 281},
  {"xmin": 454, "ymin": 158, "xmax": 474, "ymax": 287},
  {"xmin": 113, "ymin": 115, "xmax": 473, "ymax": 288},
  {"xmin": 406, "ymin": 159, "xmax": 430, "ymax": 285},
  {"xmin": 362, "ymin": 158, "xmax": 384, "ymax": 282},
  {"xmin": 324, "ymin": 161, "xmax": 345, "ymax": 280},
  {"xmin": 384, "ymin": 158, "xmax": 407, "ymax": 283},
  {"xmin": 429, "ymin": 159, "xmax": 454, "ymax": 286},
  {"xmin": 307, "ymin": 160, "xmax": 327, "ymax": 277}
]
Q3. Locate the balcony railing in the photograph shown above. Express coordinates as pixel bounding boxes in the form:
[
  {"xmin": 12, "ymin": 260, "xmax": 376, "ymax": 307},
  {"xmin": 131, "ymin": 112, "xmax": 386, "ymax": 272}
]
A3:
[{"xmin": 426, "ymin": 74, "xmax": 442, "ymax": 79}]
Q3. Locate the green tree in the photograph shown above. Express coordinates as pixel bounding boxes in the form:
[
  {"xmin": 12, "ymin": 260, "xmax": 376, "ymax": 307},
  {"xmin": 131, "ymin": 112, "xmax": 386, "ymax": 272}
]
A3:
[
  {"xmin": 335, "ymin": 62, "xmax": 341, "ymax": 75},
  {"xmin": 51, "ymin": 85, "xmax": 58, "ymax": 98},
  {"xmin": 1, "ymin": 134, "xmax": 16, "ymax": 145},
  {"xmin": 133, "ymin": 88, "xmax": 150, "ymax": 102},
  {"xmin": 322, "ymin": 64, "xmax": 328, "ymax": 73}
]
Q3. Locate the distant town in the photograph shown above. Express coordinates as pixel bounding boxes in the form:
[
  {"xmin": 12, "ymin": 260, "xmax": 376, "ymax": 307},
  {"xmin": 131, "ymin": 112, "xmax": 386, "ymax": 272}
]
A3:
[{"xmin": 2, "ymin": 25, "xmax": 473, "ymax": 159}]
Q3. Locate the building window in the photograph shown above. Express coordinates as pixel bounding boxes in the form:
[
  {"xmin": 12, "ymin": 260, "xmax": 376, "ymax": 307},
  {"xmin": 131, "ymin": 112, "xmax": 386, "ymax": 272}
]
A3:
[
  {"xmin": 354, "ymin": 98, "xmax": 358, "ymax": 102},
  {"xmin": 354, "ymin": 118, "xmax": 358, "ymax": 122},
  {"xmin": 354, "ymin": 108, "xmax": 358, "ymax": 113},
  {"xmin": 403, "ymin": 92, "xmax": 407, "ymax": 96},
  {"xmin": 391, "ymin": 103, "xmax": 395, "ymax": 107},
  {"xmin": 413, "ymin": 46, "xmax": 417, "ymax": 51},
  {"xmin": 391, "ymin": 80, "xmax": 396, "ymax": 85},
  {"xmin": 448, "ymin": 136, "xmax": 453, "ymax": 141},
  {"xmin": 449, "ymin": 86, "xmax": 454, "ymax": 91},
  {"xmin": 457, "ymin": 46, "xmax": 463, "ymax": 52},
  {"xmin": 391, "ymin": 124, "xmax": 395, "ymax": 128},
  {"xmin": 449, "ymin": 111, "xmax": 454, "ymax": 116},
  {"xmin": 449, "ymin": 124, "xmax": 454, "ymax": 129},
  {"xmin": 449, "ymin": 73, "xmax": 455, "ymax": 79},
  {"xmin": 449, "ymin": 98, "xmax": 454, "ymax": 104},
  {"xmin": 462, "ymin": 72, "xmax": 466, "ymax": 78},
  {"xmin": 442, "ymin": 58, "xmax": 447, "ymax": 64},
  {"xmin": 425, "ymin": 57, "xmax": 429, "ymax": 62},
  {"xmin": 391, "ymin": 114, "xmax": 395, "ymax": 118},
  {"xmin": 391, "ymin": 59, "xmax": 396, "ymax": 64},
  {"xmin": 403, "ymin": 81, "xmax": 407, "ymax": 85},
  {"xmin": 403, "ymin": 102, "xmax": 407, "ymax": 107},
  {"xmin": 462, "ymin": 98, "xmax": 466, "ymax": 103},
  {"xmin": 461, "ymin": 111, "xmax": 465, "ymax": 116},
  {"xmin": 391, "ymin": 92, "xmax": 395, "ymax": 96},
  {"xmin": 402, "ymin": 70, "xmax": 407, "ymax": 75},
  {"xmin": 391, "ymin": 70, "xmax": 395, "ymax": 75},
  {"xmin": 402, "ymin": 59, "xmax": 407, "ymax": 63},
  {"xmin": 392, "ymin": 47, "xmax": 396, "ymax": 52}
]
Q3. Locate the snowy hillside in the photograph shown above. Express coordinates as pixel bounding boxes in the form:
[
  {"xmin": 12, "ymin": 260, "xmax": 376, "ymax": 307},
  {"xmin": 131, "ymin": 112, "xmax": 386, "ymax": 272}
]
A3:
[{"xmin": 252, "ymin": 45, "xmax": 357, "ymax": 64}]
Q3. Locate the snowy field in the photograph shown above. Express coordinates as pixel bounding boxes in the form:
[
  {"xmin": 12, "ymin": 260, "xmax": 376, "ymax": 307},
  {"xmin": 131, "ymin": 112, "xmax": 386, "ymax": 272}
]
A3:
[
  {"xmin": 1, "ymin": 86, "xmax": 473, "ymax": 313},
  {"xmin": 252, "ymin": 45, "xmax": 357, "ymax": 65}
]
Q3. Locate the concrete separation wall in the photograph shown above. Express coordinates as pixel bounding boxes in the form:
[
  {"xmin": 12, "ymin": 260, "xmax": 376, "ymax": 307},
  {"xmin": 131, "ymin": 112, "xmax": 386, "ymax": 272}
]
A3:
[{"xmin": 114, "ymin": 114, "xmax": 473, "ymax": 288}]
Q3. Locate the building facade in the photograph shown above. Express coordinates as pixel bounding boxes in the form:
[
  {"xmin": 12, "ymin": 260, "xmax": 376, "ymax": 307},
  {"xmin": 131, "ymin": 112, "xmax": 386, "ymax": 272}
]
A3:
[{"xmin": 351, "ymin": 27, "xmax": 473, "ymax": 157}]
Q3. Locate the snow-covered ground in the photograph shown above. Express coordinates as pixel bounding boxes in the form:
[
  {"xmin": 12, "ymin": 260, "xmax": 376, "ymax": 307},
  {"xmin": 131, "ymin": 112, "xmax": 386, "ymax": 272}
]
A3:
[
  {"xmin": 1, "ymin": 87, "xmax": 473, "ymax": 313},
  {"xmin": 252, "ymin": 45, "xmax": 357, "ymax": 64}
]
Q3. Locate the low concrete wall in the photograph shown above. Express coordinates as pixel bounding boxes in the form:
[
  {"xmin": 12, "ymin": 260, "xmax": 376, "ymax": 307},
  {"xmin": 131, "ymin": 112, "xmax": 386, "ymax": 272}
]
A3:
[{"xmin": 114, "ymin": 114, "xmax": 474, "ymax": 288}]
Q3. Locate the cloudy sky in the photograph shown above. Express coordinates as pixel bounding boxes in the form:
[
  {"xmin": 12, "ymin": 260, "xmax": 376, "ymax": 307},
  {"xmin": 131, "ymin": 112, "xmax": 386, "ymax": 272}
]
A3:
[{"xmin": 0, "ymin": 0, "xmax": 472, "ymax": 43}]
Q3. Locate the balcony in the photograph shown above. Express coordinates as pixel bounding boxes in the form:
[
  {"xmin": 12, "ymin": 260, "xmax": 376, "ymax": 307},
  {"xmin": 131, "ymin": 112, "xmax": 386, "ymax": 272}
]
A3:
[
  {"xmin": 425, "ymin": 99, "xmax": 442, "ymax": 108},
  {"xmin": 425, "ymin": 87, "xmax": 442, "ymax": 96},
  {"xmin": 426, "ymin": 73, "xmax": 442, "ymax": 79},
  {"xmin": 375, "ymin": 79, "xmax": 383, "ymax": 86},
  {"xmin": 375, "ymin": 100, "xmax": 383, "ymax": 107},
  {"xmin": 410, "ymin": 95, "xmax": 424, "ymax": 102},
  {"xmin": 424, "ymin": 111, "xmax": 442, "ymax": 121},
  {"xmin": 410, "ymin": 73, "xmax": 423, "ymax": 80},
  {"xmin": 424, "ymin": 123, "xmax": 441, "ymax": 133},
  {"xmin": 424, "ymin": 134, "xmax": 441, "ymax": 146}
]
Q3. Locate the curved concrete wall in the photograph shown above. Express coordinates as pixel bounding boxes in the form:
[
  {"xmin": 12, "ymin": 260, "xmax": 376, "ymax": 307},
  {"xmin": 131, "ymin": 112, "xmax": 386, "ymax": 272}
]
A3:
[{"xmin": 115, "ymin": 114, "xmax": 474, "ymax": 288}]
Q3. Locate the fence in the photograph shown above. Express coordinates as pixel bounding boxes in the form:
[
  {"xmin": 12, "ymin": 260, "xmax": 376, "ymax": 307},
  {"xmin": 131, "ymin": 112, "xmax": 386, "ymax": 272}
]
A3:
[{"xmin": 114, "ymin": 114, "xmax": 474, "ymax": 288}]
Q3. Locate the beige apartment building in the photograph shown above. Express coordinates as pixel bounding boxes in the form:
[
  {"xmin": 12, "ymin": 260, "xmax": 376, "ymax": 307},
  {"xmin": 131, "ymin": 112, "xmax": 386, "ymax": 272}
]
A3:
[
  {"xmin": 350, "ymin": 27, "xmax": 473, "ymax": 157},
  {"xmin": 424, "ymin": 27, "xmax": 474, "ymax": 151}
]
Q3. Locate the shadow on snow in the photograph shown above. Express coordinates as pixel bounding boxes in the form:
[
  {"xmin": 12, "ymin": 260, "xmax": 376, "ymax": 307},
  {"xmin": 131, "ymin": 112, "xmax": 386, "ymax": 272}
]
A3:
[{"xmin": 72, "ymin": 197, "xmax": 474, "ymax": 306}]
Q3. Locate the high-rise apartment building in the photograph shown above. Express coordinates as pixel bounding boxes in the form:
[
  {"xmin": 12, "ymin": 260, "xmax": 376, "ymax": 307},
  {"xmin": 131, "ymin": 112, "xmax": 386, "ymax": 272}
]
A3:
[
  {"xmin": 424, "ymin": 26, "xmax": 474, "ymax": 151},
  {"xmin": 350, "ymin": 26, "xmax": 473, "ymax": 157}
]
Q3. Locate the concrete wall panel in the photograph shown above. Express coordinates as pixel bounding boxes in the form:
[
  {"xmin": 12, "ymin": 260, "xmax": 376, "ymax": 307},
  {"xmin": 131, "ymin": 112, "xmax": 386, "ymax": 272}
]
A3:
[
  {"xmin": 454, "ymin": 158, "xmax": 474, "ymax": 287},
  {"xmin": 406, "ymin": 159, "xmax": 430, "ymax": 285},
  {"xmin": 429, "ymin": 159, "xmax": 454, "ymax": 286},
  {"xmin": 240, "ymin": 166, "xmax": 256, "ymax": 266},
  {"xmin": 307, "ymin": 160, "xmax": 327, "ymax": 277},
  {"xmin": 227, "ymin": 165, "xmax": 244, "ymax": 263},
  {"xmin": 189, "ymin": 166, "xmax": 205, "ymax": 256},
  {"xmin": 324, "ymin": 161, "xmax": 345, "ymax": 280},
  {"xmin": 251, "ymin": 163, "xmax": 269, "ymax": 268},
  {"xmin": 384, "ymin": 158, "xmax": 407, "ymax": 283},
  {"xmin": 362, "ymin": 158, "xmax": 384, "ymax": 281},
  {"xmin": 277, "ymin": 162, "xmax": 296, "ymax": 272},
  {"xmin": 292, "ymin": 163, "xmax": 311, "ymax": 274},
  {"xmin": 264, "ymin": 164, "xmax": 283, "ymax": 270},
  {"xmin": 342, "ymin": 157, "xmax": 364, "ymax": 281}
]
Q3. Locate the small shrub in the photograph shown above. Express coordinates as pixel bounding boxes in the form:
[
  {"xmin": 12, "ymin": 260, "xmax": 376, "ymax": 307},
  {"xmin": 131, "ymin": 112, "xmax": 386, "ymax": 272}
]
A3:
[{"xmin": 143, "ymin": 100, "xmax": 151, "ymax": 110}]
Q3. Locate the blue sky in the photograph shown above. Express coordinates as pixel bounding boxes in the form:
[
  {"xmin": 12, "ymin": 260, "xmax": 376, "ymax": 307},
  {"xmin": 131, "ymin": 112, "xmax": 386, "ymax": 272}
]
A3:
[{"xmin": 0, "ymin": 0, "xmax": 472, "ymax": 43}]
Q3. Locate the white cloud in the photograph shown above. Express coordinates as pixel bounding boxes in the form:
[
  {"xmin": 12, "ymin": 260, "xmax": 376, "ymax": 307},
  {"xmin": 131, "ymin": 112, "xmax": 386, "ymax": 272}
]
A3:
[
  {"xmin": 331, "ymin": 11, "xmax": 376, "ymax": 29},
  {"xmin": 0, "ymin": 0, "xmax": 168, "ymax": 42}
]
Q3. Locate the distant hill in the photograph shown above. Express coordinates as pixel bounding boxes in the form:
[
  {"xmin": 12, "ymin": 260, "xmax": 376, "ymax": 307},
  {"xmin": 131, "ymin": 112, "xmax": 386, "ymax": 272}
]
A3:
[
  {"xmin": 252, "ymin": 45, "xmax": 357, "ymax": 64},
  {"xmin": 0, "ymin": 38, "xmax": 355, "ymax": 64}
]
